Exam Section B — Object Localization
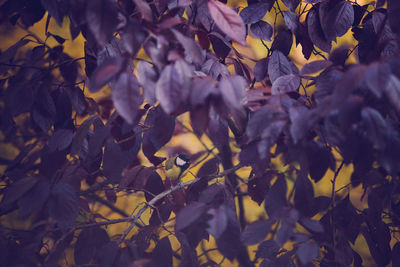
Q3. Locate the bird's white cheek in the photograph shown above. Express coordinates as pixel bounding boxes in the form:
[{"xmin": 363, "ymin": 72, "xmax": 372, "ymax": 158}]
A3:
[{"xmin": 176, "ymin": 157, "xmax": 187, "ymax": 166}]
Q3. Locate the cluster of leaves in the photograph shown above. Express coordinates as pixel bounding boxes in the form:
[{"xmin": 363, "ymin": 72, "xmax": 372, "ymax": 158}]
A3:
[{"xmin": 1, "ymin": 0, "xmax": 400, "ymax": 266}]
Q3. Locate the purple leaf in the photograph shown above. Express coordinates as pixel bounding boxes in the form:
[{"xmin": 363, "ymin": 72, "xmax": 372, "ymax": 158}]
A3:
[
  {"xmin": 48, "ymin": 129, "xmax": 74, "ymax": 152},
  {"xmin": 365, "ymin": 63, "xmax": 390, "ymax": 98},
  {"xmin": 0, "ymin": 176, "xmax": 38, "ymax": 209},
  {"xmin": 98, "ymin": 242, "xmax": 118, "ymax": 267},
  {"xmin": 41, "ymin": 0, "xmax": 68, "ymax": 25},
  {"xmin": 144, "ymin": 172, "xmax": 165, "ymax": 205},
  {"xmin": 111, "ymin": 71, "xmax": 143, "ymax": 124},
  {"xmin": 300, "ymin": 60, "xmax": 333, "ymax": 75},
  {"xmin": 307, "ymin": 7, "xmax": 331, "ymax": 52},
  {"xmin": 361, "ymin": 107, "xmax": 387, "ymax": 149},
  {"xmin": 18, "ymin": 179, "xmax": 50, "ymax": 218},
  {"xmin": 284, "ymin": 11, "xmax": 298, "ymax": 33},
  {"xmin": 197, "ymin": 157, "xmax": 219, "ymax": 178},
  {"xmin": 384, "ymin": 75, "xmax": 400, "ymax": 113},
  {"xmin": 297, "ymin": 241, "xmax": 319, "ymax": 265},
  {"xmin": 219, "ymin": 75, "xmax": 246, "ymax": 111},
  {"xmin": 48, "ymin": 182, "xmax": 79, "ymax": 229},
  {"xmin": 89, "ymin": 56, "xmax": 123, "ymax": 93},
  {"xmin": 294, "ymin": 172, "xmax": 315, "ymax": 217},
  {"xmin": 137, "ymin": 61, "xmax": 158, "ymax": 105},
  {"xmin": 388, "ymin": 0, "xmax": 400, "ymax": 34},
  {"xmin": 320, "ymin": 1, "xmax": 354, "ymax": 42},
  {"xmin": 264, "ymin": 175, "xmax": 287, "ymax": 218},
  {"xmin": 254, "ymin": 57, "xmax": 269, "ymax": 81},
  {"xmin": 132, "ymin": 0, "xmax": 152, "ymax": 21},
  {"xmin": 307, "ymin": 141, "xmax": 332, "ymax": 183},
  {"xmin": 268, "ymin": 50, "xmax": 292, "ymax": 83},
  {"xmin": 248, "ymin": 172, "xmax": 273, "ymax": 205},
  {"xmin": 172, "ymin": 29, "xmax": 203, "ymax": 64},
  {"xmin": 152, "ymin": 236, "xmax": 173, "ymax": 267},
  {"xmin": 240, "ymin": 3, "xmax": 270, "ymax": 24},
  {"xmin": 271, "ymin": 74, "xmax": 301, "ymax": 95},
  {"xmin": 256, "ymin": 240, "xmax": 280, "ymax": 259},
  {"xmin": 300, "ymin": 217, "xmax": 324, "ymax": 233},
  {"xmin": 208, "ymin": 0, "xmax": 246, "ymax": 45},
  {"xmin": 392, "ymin": 242, "xmax": 400, "ymax": 267},
  {"xmin": 74, "ymin": 227, "xmax": 109, "ymax": 265},
  {"xmin": 175, "ymin": 202, "xmax": 207, "ymax": 231},
  {"xmin": 250, "ymin": 20, "xmax": 273, "ymax": 41},
  {"xmin": 156, "ymin": 60, "xmax": 192, "ymax": 114},
  {"xmin": 71, "ymin": 116, "xmax": 94, "ymax": 155},
  {"xmin": 241, "ymin": 219, "xmax": 273, "ymax": 245},
  {"xmin": 282, "ymin": 0, "xmax": 300, "ymax": 11},
  {"xmin": 86, "ymin": 0, "xmax": 119, "ymax": 46},
  {"xmin": 207, "ymin": 206, "xmax": 228, "ymax": 239}
]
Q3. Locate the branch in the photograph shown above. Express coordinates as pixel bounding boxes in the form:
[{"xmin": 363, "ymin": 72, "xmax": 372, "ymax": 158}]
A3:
[{"xmin": 117, "ymin": 163, "xmax": 245, "ymax": 245}]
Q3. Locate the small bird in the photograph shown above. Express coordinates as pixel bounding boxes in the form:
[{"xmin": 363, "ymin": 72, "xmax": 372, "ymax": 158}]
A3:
[{"xmin": 165, "ymin": 154, "xmax": 191, "ymax": 182}]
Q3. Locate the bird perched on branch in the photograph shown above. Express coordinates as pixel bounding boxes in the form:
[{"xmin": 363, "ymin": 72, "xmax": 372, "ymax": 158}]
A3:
[{"xmin": 164, "ymin": 154, "xmax": 190, "ymax": 183}]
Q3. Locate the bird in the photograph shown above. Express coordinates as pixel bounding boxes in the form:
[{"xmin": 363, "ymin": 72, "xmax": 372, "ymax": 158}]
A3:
[{"xmin": 164, "ymin": 154, "xmax": 191, "ymax": 183}]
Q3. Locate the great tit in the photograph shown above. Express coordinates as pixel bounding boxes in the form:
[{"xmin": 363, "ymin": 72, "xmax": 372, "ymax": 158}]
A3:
[{"xmin": 165, "ymin": 154, "xmax": 190, "ymax": 182}]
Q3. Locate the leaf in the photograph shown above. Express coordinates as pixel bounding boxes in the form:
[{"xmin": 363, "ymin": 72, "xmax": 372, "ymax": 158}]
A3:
[
  {"xmin": 71, "ymin": 116, "xmax": 94, "ymax": 155},
  {"xmin": 300, "ymin": 60, "xmax": 332, "ymax": 75},
  {"xmin": 152, "ymin": 237, "xmax": 173, "ymax": 267},
  {"xmin": 361, "ymin": 107, "xmax": 387, "ymax": 149},
  {"xmin": 132, "ymin": 0, "xmax": 152, "ymax": 21},
  {"xmin": 388, "ymin": 0, "xmax": 400, "ymax": 34},
  {"xmin": 271, "ymin": 74, "xmax": 301, "ymax": 95},
  {"xmin": 268, "ymin": 50, "xmax": 292, "ymax": 83},
  {"xmin": 98, "ymin": 242, "xmax": 118, "ymax": 267},
  {"xmin": 41, "ymin": 0, "xmax": 68, "ymax": 25},
  {"xmin": 207, "ymin": 0, "xmax": 246, "ymax": 45},
  {"xmin": 74, "ymin": 227, "xmax": 109, "ymax": 265},
  {"xmin": 264, "ymin": 175, "xmax": 287, "ymax": 218},
  {"xmin": 137, "ymin": 61, "xmax": 158, "ymax": 105},
  {"xmin": 294, "ymin": 172, "xmax": 315, "ymax": 217},
  {"xmin": 207, "ymin": 206, "xmax": 228, "ymax": 239},
  {"xmin": 282, "ymin": 0, "xmax": 300, "ymax": 11},
  {"xmin": 175, "ymin": 202, "xmax": 207, "ymax": 231},
  {"xmin": 86, "ymin": 0, "xmax": 119, "ymax": 46},
  {"xmin": 320, "ymin": 1, "xmax": 354, "ymax": 42},
  {"xmin": 0, "ymin": 176, "xmax": 38, "ymax": 210},
  {"xmin": 241, "ymin": 219, "xmax": 273, "ymax": 245},
  {"xmin": 111, "ymin": 71, "xmax": 143, "ymax": 124},
  {"xmin": 89, "ymin": 56, "xmax": 123, "ymax": 93},
  {"xmin": 197, "ymin": 157, "xmax": 219, "ymax": 178},
  {"xmin": 156, "ymin": 61, "xmax": 191, "ymax": 114},
  {"xmin": 250, "ymin": 20, "xmax": 273, "ymax": 41},
  {"xmin": 256, "ymin": 240, "xmax": 280, "ymax": 259},
  {"xmin": 392, "ymin": 242, "xmax": 400, "ymax": 267},
  {"xmin": 297, "ymin": 241, "xmax": 319, "ymax": 265},
  {"xmin": 172, "ymin": 29, "xmax": 203, "ymax": 64},
  {"xmin": 384, "ymin": 75, "xmax": 400, "ymax": 113},
  {"xmin": 18, "ymin": 179, "xmax": 50, "ymax": 218},
  {"xmin": 219, "ymin": 75, "xmax": 246, "ymax": 111},
  {"xmin": 300, "ymin": 217, "xmax": 324, "ymax": 233},
  {"xmin": 254, "ymin": 57, "xmax": 269, "ymax": 82},
  {"xmin": 144, "ymin": 172, "xmax": 165, "ymax": 205},
  {"xmin": 284, "ymin": 11, "xmax": 298, "ymax": 33},
  {"xmin": 48, "ymin": 182, "xmax": 79, "ymax": 229},
  {"xmin": 307, "ymin": 141, "xmax": 332, "ymax": 182},
  {"xmin": 240, "ymin": 3, "xmax": 270, "ymax": 24},
  {"xmin": 307, "ymin": 7, "xmax": 331, "ymax": 52},
  {"xmin": 215, "ymin": 207, "xmax": 242, "ymax": 261},
  {"xmin": 48, "ymin": 129, "xmax": 74, "ymax": 152},
  {"xmin": 365, "ymin": 63, "xmax": 390, "ymax": 98}
]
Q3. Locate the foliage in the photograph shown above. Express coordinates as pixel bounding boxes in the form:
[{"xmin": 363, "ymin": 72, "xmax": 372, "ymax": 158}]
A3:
[{"xmin": 0, "ymin": 0, "xmax": 400, "ymax": 266}]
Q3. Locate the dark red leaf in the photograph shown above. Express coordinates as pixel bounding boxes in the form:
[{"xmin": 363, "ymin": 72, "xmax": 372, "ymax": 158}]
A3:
[
  {"xmin": 89, "ymin": 56, "xmax": 123, "ymax": 93},
  {"xmin": 175, "ymin": 202, "xmax": 207, "ymax": 231},
  {"xmin": 297, "ymin": 241, "xmax": 319, "ymax": 265},
  {"xmin": 241, "ymin": 219, "xmax": 273, "ymax": 245},
  {"xmin": 86, "ymin": 0, "xmax": 119, "ymax": 45},
  {"xmin": 240, "ymin": 3, "xmax": 270, "ymax": 24},
  {"xmin": 250, "ymin": 20, "xmax": 273, "ymax": 41},
  {"xmin": 207, "ymin": 0, "xmax": 246, "ymax": 45}
]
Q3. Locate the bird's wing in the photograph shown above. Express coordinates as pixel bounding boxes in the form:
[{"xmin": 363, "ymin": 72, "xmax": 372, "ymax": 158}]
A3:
[{"xmin": 165, "ymin": 158, "xmax": 174, "ymax": 170}]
